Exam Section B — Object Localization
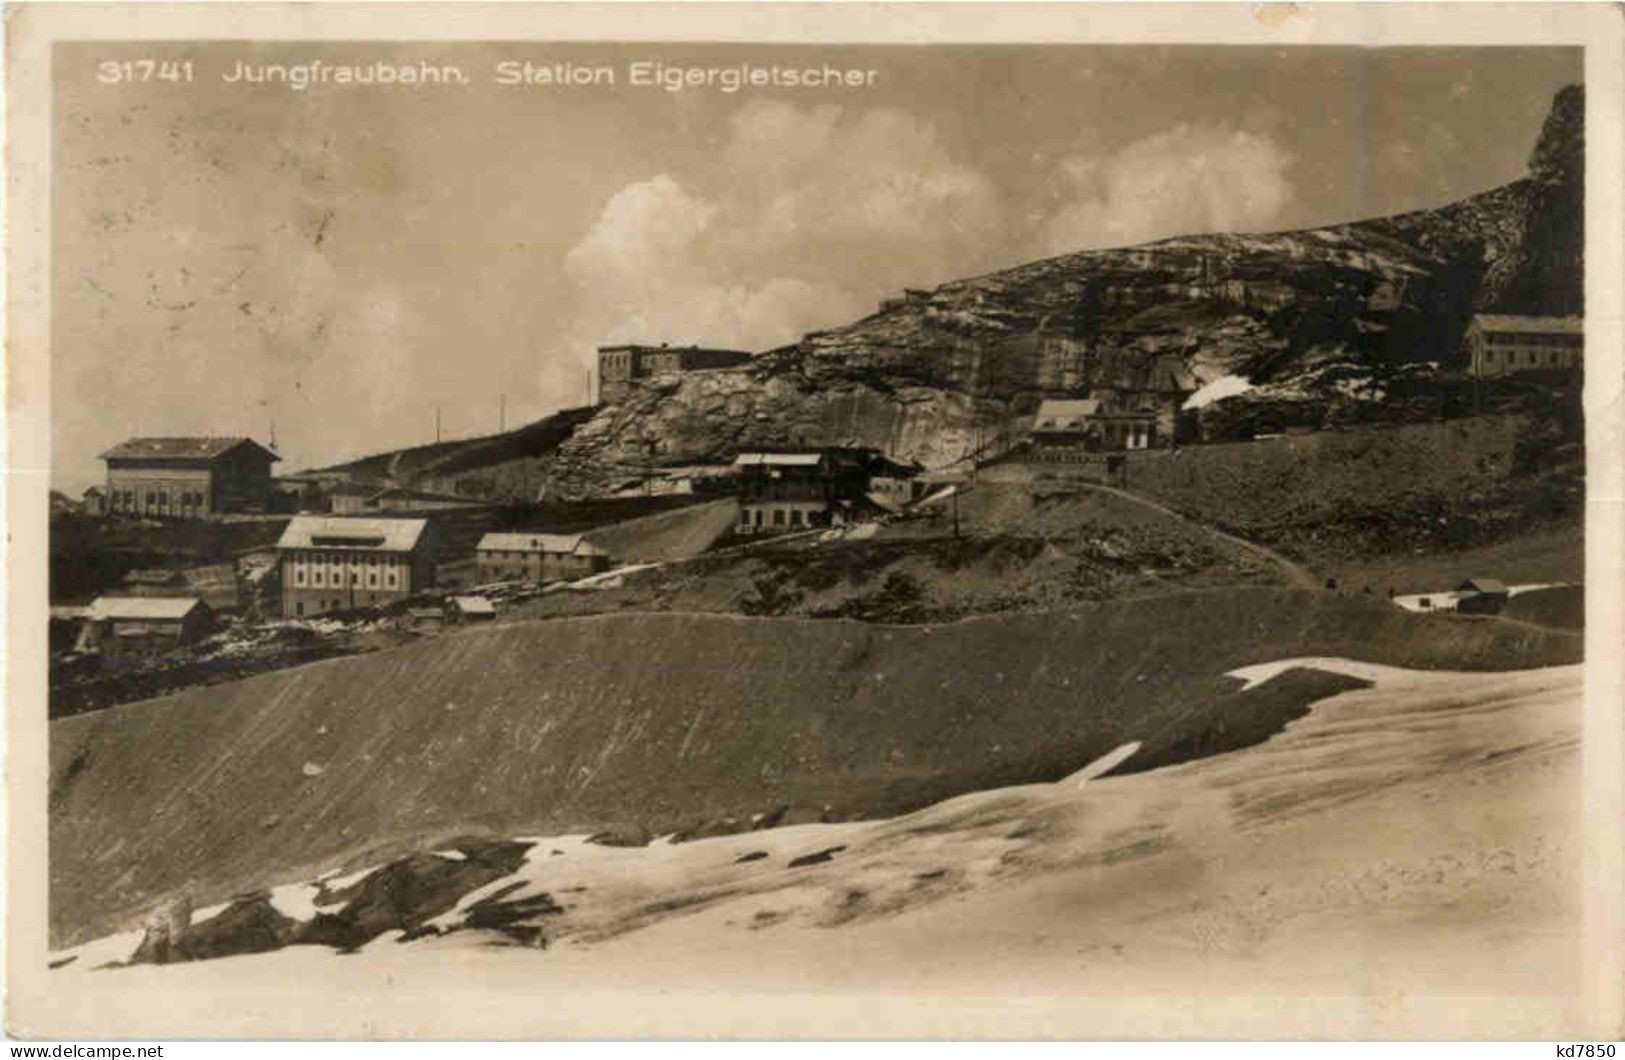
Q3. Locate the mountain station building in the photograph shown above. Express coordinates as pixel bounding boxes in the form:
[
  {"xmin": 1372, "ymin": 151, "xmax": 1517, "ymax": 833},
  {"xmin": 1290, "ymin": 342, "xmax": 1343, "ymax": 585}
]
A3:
[
  {"xmin": 98, "ymin": 436, "xmax": 281, "ymax": 517},
  {"xmin": 276, "ymin": 515, "xmax": 436, "ymax": 617},
  {"xmin": 596, "ymin": 344, "xmax": 754, "ymax": 403},
  {"xmin": 732, "ymin": 447, "xmax": 917, "ymax": 534},
  {"xmin": 474, "ymin": 532, "xmax": 612, "ymax": 585},
  {"xmin": 1465, "ymin": 314, "xmax": 1583, "ymax": 379}
]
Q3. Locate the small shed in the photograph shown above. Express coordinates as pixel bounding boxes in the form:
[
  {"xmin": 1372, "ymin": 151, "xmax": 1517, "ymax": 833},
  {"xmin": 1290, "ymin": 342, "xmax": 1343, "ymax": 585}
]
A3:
[
  {"xmin": 451, "ymin": 596, "xmax": 496, "ymax": 622},
  {"xmin": 405, "ymin": 606, "xmax": 447, "ymax": 631},
  {"xmin": 78, "ymin": 595, "xmax": 216, "ymax": 656},
  {"xmin": 1456, "ymin": 578, "xmax": 1511, "ymax": 615}
]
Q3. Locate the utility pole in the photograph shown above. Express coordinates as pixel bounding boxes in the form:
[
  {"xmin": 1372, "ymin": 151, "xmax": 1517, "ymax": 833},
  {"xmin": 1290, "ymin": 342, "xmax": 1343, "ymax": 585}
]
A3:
[
  {"xmin": 435, "ymin": 407, "xmax": 441, "ymax": 444},
  {"xmin": 500, "ymin": 394, "xmax": 506, "ymax": 432}
]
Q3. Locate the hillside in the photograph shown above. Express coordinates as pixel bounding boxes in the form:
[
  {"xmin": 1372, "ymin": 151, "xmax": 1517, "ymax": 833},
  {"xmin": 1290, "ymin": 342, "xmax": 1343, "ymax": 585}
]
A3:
[
  {"xmin": 50, "ymin": 590, "xmax": 1580, "ymax": 945},
  {"xmin": 47, "ymin": 660, "xmax": 1584, "ymax": 1041},
  {"xmin": 537, "ymin": 84, "xmax": 1581, "ymax": 497},
  {"xmin": 296, "ymin": 86, "xmax": 1581, "ymax": 503},
  {"xmin": 307, "ymin": 405, "xmax": 596, "ymax": 495}
]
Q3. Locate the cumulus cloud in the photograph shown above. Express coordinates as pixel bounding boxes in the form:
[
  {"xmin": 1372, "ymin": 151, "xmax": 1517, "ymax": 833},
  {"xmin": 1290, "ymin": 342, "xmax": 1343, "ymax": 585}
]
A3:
[
  {"xmin": 1037, "ymin": 125, "xmax": 1294, "ymax": 255},
  {"xmin": 560, "ymin": 101, "xmax": 1003, "ymax": 364}
]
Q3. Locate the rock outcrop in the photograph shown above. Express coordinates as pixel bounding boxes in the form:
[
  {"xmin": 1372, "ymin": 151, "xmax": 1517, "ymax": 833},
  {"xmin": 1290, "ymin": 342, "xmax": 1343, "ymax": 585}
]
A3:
[{"xmin": 537, "ymin": 85, "xmax": 1582, "ymax": 496}]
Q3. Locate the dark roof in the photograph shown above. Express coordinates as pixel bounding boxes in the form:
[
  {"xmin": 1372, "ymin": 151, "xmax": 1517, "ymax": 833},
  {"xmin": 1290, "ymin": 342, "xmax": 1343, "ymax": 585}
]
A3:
[
  {"xmin": 99, "ymin": 437, "xmax": 280, "ymax": 463},
  {"xmin": 1457, "ymin": 578, "xmax": 1510, "ymax": 594}
]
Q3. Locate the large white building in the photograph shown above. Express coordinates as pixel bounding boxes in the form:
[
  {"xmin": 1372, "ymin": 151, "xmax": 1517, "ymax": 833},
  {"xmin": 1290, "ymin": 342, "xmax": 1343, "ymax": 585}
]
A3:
[{"xmin": 276, "ymin": 515, "xmax": 435, "ymax": 617}]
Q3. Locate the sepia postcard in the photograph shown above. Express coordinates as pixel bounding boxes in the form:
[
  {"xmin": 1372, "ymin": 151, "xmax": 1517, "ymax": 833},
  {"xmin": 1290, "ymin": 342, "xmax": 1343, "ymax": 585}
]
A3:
[{"xmin": 5, "ymin": 1, "xmax": 1624, "ymax": 1042}]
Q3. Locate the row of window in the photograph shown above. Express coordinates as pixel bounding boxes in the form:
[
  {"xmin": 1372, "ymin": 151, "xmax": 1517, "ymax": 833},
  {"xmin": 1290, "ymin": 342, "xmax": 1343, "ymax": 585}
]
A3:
[
  {"xmin": 291, "ymin": 567, "xmax": 400, "ymax": 590},
  {"xmin": 741, "ymin": 505, "xmax": 814, "ymax": 527},
  {"xmin": 107, "ymin": 488, "xmax": 207, "ymax": 511},
  {"xmin": 1481, "ymin": 347, "xmax": 1579, "ymax": 367}
]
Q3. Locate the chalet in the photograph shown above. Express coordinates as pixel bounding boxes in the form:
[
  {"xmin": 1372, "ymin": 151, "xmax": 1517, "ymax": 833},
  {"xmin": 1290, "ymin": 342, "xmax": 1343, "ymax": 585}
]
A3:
[
  {"xmin": 474, "ymin": 532, "xmax": 611, "ymax": 585},
  {"xmin": 1030, "ymin": 397, "xmax": 1160, "ymax": 456},
  {"xmin": 99, "ymin": 437, "xmax": 280, "ymax": 517},
  {"xmin": 1465, "ymin": 315, "xmax": 1582, "ymax": 379},
  {"xmin": 77, "ymin": 595, "xmax": 216, "ymax": 657},
  {"xmin": 732, "ymin": 447, "xmax": 913, "ymax": 534},
  {"xmin": 597, "ymin": 343, "xmax": 754, "ymax": 403},
  {"xmin": 276, "ymin": 515, "xmax": 435, "ymax": 618}
]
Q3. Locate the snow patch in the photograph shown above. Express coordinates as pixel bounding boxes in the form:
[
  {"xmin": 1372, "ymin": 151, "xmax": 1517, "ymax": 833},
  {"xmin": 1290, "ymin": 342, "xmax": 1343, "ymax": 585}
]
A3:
[
  {"xmin": 268, "ymin": 883, "xmax": 322, "ymax": 923},
  {"xmin": 1069, "ymin": 742, "xmax": 1141, "ymax": 788},
  {"xmin": 50, "ymin": 929, "xmax": 145, "ymax": 970},
  {"xmin": 321, "ymin": 864, "xmax": 380, "ymax": 892},
  {"xmin": 1225, "ymin": 656, "xmax": 1475, "ymax": 692},
  {"xmin": 1183, "ymin": 374, "xmax": 1253, "ymax": 410},
  {"xmin": 432, "ymin": 850, "xmax": 468, "ymax": 862}
]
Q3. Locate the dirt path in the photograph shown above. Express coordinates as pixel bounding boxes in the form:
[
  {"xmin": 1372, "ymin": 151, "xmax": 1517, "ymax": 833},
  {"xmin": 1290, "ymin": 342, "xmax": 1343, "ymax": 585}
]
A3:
[{"xmin": 1078, "ymin": 481, "xmax": 1321, "ymax": 589}]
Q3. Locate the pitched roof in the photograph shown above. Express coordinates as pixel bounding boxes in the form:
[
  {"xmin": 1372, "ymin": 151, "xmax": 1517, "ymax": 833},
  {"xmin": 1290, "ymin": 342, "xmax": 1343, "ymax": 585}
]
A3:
[
  {"xmin": 277, "ymin": 515, "xmax": 429, "ymax": 552},
  {"xmin": 99, "ymin": 437, "xmax": 280, "ymax": 463},
  {"xmin": 476, "ymin": 532, "xmax": 609, "ymax": 557},
  {"xmin": 1458, "ymin": 578, "xmax": 1510, "ymax": 594},
  {"xmin": 1471, "ymin": 314, "xmax": 1583, "ymax": 335},
  {"xmin": 87, "ymin": 595, "xmax": 208, "ymax": 621},
  {"xmin": 1033, "ymin": 399, "xmax": 1101, "ymax": 430}
]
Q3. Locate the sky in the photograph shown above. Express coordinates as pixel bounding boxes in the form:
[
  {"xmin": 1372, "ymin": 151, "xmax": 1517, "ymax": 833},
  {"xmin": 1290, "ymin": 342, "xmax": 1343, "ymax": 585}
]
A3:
[{"xmin": 52, "ymin": 43, "xmax": 1580, "ymax": 492}]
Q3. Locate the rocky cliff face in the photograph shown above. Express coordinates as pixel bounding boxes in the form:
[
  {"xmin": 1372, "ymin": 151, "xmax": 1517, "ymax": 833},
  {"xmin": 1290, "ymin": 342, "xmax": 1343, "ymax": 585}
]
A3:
[{"xmin": 534, "ymin": 85, "xmax": 1582, "ymax": 497}]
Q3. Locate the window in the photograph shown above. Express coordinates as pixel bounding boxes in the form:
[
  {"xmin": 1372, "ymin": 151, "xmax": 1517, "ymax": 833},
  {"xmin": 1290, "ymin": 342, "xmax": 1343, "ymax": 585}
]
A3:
[
  {"xmin": 791, "ymin": 509, "xmax": 803, "ymax": 526},
  {"xmin": 773, "ymin": 508, "xmax": 786, "ymax": 526},
  {"xmin": 739, "ymin": 508, "xmax": 750, "ymax": 525},
  {"xmin": 387, "ymin": 572, "xmax": 397, "ymax": 588},
  {"xmin": 294, "ymin": 570, "xmax": 306, "ymax": 587},
  {"xmin": 295, "ymin": 602, "xmax": 304, "ymax": 616},
  {"xmin": 369, "ymin": 573, "xmax": 378, "ymax": 588}
]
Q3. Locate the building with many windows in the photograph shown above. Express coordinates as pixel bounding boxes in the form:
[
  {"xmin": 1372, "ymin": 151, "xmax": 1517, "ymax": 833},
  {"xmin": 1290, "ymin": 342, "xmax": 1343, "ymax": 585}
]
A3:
[
  {"xmin": 732, "ymin": 447, "xmax": 916, "ymax": 534},
  {"xmin": 99, "ymin": 436, "xmax": 280, "ymax": 517},
  {"xmin": 596, "ymin": 344, "xmax": 754, "ymax": 403},
  {"xmin": 474, "ymin": 532, "xmax": 611, "ymax": 585},
  {"xmin": 1465, "ymin": 314, "xmax": 1583, "ymax": 379},
  {"xmin": 276, "ymin": 515, "xmax": 435, "ymax": 617}
]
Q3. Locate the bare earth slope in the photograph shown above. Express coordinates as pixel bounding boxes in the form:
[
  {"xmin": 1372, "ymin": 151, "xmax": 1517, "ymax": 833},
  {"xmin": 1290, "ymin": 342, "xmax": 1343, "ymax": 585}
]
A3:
[{"xmin": 50, "ymin": 589, "xmax": 1578, "ymax": 945}]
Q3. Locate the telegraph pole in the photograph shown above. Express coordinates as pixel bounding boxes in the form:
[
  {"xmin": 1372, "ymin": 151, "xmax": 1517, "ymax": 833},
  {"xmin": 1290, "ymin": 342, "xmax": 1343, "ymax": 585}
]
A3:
[
  {"xmin": 500, "ymin": 394, "xmax": 506, "ymax": 432},
  {"xmin": 435, "ymin": 407, "xmax": 442, "ymax": 443}
]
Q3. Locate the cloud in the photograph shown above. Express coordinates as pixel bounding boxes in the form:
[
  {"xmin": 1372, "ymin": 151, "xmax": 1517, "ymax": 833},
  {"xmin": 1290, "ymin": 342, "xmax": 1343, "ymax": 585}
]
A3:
[
  {"xmin": 559, "ymin": 101, "xmax": 1003, "ymax": 367},
  {"xmin": 1037, "ymin": 125, "xmax": 1294, "ymax": 255}
]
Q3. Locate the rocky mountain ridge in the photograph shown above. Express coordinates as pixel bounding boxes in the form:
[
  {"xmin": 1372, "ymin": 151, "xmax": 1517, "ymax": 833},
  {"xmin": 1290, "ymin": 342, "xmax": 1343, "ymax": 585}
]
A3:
[{"xmin": 523, "ymin": 84, "xmax": 1581, "ymax": 498}]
